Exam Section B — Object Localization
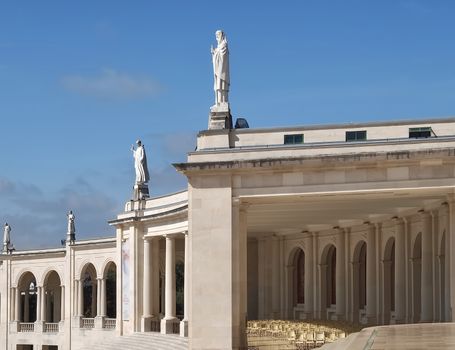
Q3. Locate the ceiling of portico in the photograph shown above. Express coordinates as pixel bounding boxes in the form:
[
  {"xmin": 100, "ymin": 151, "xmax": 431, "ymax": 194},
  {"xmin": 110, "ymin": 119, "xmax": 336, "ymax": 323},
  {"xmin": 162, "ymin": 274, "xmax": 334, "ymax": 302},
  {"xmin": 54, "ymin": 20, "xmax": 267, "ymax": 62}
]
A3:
[{"xmin": 243, "ymin": 187, "xmax": 452, "ymax": 235}]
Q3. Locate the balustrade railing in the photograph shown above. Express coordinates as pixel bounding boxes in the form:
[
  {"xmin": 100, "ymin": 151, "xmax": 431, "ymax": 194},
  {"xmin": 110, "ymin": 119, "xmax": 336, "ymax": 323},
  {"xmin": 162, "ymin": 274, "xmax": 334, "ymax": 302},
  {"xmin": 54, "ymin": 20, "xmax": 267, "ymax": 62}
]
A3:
[
  {"xmin": 104, "ymin": 318, "xmax": 116, "ymax": 330},
  {"xmin": 19, "ymin": 322, "xmax": 34, "ymax": 332},
  {"xmin": 44, "ymin": 322, "xmax": 59, "ymax": 333},
  {"xmin": 82, "ymin": 318, "xmax": 95, "ymax": 329}
]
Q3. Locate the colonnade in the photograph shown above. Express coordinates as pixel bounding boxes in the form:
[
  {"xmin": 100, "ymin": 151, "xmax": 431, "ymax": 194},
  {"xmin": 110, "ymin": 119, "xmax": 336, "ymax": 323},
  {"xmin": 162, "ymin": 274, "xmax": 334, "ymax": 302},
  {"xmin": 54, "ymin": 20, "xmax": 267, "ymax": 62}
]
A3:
[
  {"xmin": 12, "ymin": 283, "xmax": 64, "ymax": 325},
  {"xmin": 253, "ymin": 205, "xmax": 450, "ymax": 326},
  {"xmin": 142, "ymin": 232, "xmax": 188, "ymax": 336},
  {"xmin": 74, "ymin": 278, "xmax": 108, "ymax": 318}
]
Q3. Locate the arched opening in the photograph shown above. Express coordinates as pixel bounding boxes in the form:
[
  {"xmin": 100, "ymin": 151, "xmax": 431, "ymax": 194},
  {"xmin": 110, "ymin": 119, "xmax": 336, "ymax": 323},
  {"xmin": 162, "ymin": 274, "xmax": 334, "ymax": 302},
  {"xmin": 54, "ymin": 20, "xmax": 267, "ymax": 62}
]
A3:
[
  {"xmin": 320, "ymin": 244, "xmax": 336, "ymax": 319},
  {"xmin": 104, "ymin": 262, "xmax": 117, "ymax": 319},
  {"xmin": 383, "ymin": 237, "xmax": 395, "ymax": 324},
  {"xmin": 17, "ymin": 272, "xmax": 37, "ymax": 323},
  {"xmin": 295, "ymin": 249, "xmax": 305, "ymax": 305},
  {"xmin": 412, "ymin": 233, "xmax": 422, "ymax": 323},
  {"xmin": 352, "ymin": 241, "xmax": 366, "ymax": 323},
  {"xmin": 176, "ymin": 261, "xmax": 184, "ymax": 318},
  {"xmin": 439, "ymin": 231, "xmax": 446, "ymax": 322},
  {"xmin": 42, "ymin": 271, "xmax": 62, "ymax": 323},
  {"xmin": 287, "ymin": 247, "xmax": 305, "ymax": 319},
  {"xmin": 81, "ymin": 264, "xmax": 97, "ymax": 318}
]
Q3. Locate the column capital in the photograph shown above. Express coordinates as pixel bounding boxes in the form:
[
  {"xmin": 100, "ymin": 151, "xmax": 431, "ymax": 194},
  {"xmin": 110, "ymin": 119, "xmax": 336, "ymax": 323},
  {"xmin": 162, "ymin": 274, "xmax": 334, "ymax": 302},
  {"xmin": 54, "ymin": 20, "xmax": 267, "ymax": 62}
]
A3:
[
  {"xmin": 418, "ymin": 209, "xmax": 431, "ymax": 219},
  {"xmin": 392, "ymin": 216, "xmax": 404, "ymax": 225},
  {"xmin": 446, "ymin": 193, "xmax": 455, "ymax": 204}
]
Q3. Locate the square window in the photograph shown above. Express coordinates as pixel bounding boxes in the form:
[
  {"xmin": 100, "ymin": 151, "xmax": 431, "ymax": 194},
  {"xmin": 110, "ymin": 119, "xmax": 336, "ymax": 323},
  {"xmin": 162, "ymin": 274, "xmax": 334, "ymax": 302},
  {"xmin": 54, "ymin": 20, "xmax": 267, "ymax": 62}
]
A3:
[
  {"xmin": 409, "ymin": 127, "xmax": 432, "ymax": 138},
  {"xmin": 346, "ymin": 130, "xmax": 367, "ymax": 142},
  {"xmin": 284, "ymin": 134, "xmax": 304, "ymax": 144}
]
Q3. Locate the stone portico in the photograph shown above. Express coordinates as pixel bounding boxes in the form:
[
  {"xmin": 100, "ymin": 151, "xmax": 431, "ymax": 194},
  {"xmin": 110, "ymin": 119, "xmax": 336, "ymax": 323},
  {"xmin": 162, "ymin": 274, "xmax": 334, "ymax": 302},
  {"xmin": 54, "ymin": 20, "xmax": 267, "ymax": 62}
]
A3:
[
  {"xmin": 2, "ymin": 117, "xmax": 455, "ymax": 349},
  {"xmin": 174, "ymin": 117, "xmax": 455, "ymax": 349}
]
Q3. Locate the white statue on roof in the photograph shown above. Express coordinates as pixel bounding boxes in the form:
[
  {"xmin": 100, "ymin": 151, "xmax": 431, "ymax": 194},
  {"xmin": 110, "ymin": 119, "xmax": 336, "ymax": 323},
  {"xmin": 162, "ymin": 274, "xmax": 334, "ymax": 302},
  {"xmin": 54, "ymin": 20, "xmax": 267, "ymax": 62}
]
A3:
[
  {"xmin": 211, "ymin": 30, "xmax": 230, "ymax": 106},
  {"xmin": 3, "ymin": 222, "xmax": 11, "ymax": 253}
]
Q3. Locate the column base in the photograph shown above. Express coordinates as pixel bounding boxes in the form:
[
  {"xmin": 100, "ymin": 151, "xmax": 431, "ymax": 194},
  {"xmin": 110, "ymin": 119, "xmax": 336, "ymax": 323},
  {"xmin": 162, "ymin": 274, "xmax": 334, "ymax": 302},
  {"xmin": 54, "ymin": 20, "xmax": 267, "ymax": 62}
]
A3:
[
  {"xmin": 9, "ymin": 321, "xmax": 19, "ymax": 333},
  {"xmin": 160, "ymin": 318, "xmax": 179, "ymax": 335},
  {"xmin": 180, "ymin": 319, "xmax": 188, "ymax": 337},
  {"xmin": 72, "ymin": 316, "xmax": 82, "ymax": 328},
  {"xmin": 141, "ymin": 315, "xmax": 159, "ymax": 332},
  {"xmin": 34, "ymin": 321, "xmax": 44, "ymax": 333},
  {"xmin": 366, "ymin": 315, "xmax": 377, "ymax": 325},
  {"xmin": 95, "ymin": 316, "xmax": 105, "ymax": 329}
]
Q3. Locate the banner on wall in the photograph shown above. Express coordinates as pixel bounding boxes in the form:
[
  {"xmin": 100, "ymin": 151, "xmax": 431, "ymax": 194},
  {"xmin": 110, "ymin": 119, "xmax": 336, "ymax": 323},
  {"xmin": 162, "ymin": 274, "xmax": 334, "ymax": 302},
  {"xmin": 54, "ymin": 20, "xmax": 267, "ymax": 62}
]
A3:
[{"xmin": 122, "ymin": 240, "xmax": 130, "ymax": 320}]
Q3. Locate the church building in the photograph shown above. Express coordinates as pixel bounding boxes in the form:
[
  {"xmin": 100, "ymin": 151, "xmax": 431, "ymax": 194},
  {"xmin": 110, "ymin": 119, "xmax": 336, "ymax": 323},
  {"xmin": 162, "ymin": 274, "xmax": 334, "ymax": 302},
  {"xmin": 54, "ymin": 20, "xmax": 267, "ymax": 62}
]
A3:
[{"xmin": 1, "ymin": 31, "xmax": 455, "ymax": 350}]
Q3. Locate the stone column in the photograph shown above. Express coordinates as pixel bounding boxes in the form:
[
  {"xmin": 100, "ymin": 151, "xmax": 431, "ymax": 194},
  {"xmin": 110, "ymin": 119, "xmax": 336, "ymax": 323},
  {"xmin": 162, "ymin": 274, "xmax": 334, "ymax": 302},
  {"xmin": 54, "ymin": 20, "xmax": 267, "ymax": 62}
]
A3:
[
  {"xmin": 41, "ymin": 286, "xmax": 46, "ymax": 322},
  {"xmin": 101, "ymin": 279, "xmax": 106, "ymax": 317},
  {"xmin": 60, "ymin": 285, "xmax": 65, "ymax": 321},
  {"xmin": 78, "ymin": 280, "xmax": 83, "ymax": 317},
  {"xmin": 420, "ymin": 211, "xmax": 433, "ymax": 322},
  {"xmin": 36, "ymin": 287, "xmax": 42, "ymax": 322},
  {"xmin": 142, "ymin": 238, "xmax": 153, "ymax": 331},
  {"xmin": 442, "ymin": 203, "xmax": 450, "ymax": 321},
  {"xmin": 271, "ymin": 236, "xmax": 280, "ymax": 318},
  {"xmin": 180, "ymin": 232, "xmax": 189, "ymax": 337},
  {"xmin": 336, "ymin": 228, "xmax": 346, "ymax": 319},
  {"xmin": 161, "ymin": 235, "xmax": 177, "ymax": 334},
  {"xmin": 304, "ymin": 233, "xmax": 314, "ymax": 318},
  {"xmin": 95, "ymin": 278, "xmax": 104, "ymax": 329},
  {"xmin": 257, "ymin": 237, "xmax": 265, "ymax": 319},
  {"xmin": 151, "ymin": 238, "xmax": 160, "ymax": 317},
  {"xmin": 366, "ymin": 223, "xmax": 377, "ymax": 324},
  {"xmin": 96, "ymin": 278, "xmax": 101, "ymax": 316},
  {"xmin": 319, "ymin": 264, "xmax": 327, "ymax": 319},
  {"xmin": 394, "ymin": 218, "xmax": 406, "ymax": 323},
  {"xmin": 285, "ymin": 264, "xmax": 293, "ymax": 318},
  {"xmin": 15, "ymin": 287, "xmax": 20, "ymax": 322},
  {"xmin": 24, "ymin": 291, "xmax": 29, "ymax": 322}
]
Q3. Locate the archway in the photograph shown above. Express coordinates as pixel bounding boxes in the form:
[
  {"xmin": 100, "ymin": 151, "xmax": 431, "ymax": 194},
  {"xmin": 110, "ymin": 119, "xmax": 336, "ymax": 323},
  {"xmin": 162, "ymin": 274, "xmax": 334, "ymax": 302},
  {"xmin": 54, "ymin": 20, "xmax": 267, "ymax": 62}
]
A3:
[
  {"xmin": 352, "ymin": 241, "xmax": 366, "ymax": 323},
  {"xmin": 42, "ymin": 271, "xmax": 62, "ymax": 323},
  {"xmin": 104, "ymin": 262, "xmax": 117, "ymax": 318},
  {"xmin": 17, "ymin": 272, "xmax": 37, "ymax": 323},
  {"xmin": 412, "ymin": 233, "xmax": 422, "ymax": 322},
  {"xmin": 383, "ymin": 237, "xmax": 395, "ymax": 324},
  {"xmin": 287, "ymin": 247, "xmax": 305, "ymax": 319},
  {"xmin": 320, "ymin": 244, "xmax": 336, "ymax": 319},
  {"xmin": 81, "ymin": 263, "xmax": 97, "ymax": 318}
]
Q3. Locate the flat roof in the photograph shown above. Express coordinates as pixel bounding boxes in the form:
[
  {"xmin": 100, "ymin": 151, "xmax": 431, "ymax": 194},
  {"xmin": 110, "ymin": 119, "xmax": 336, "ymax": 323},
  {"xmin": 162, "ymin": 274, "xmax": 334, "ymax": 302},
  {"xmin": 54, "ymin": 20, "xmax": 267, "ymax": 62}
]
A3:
[{"xmin": 198, "ymin": 116, "xmax": 455, "ymax": 136}]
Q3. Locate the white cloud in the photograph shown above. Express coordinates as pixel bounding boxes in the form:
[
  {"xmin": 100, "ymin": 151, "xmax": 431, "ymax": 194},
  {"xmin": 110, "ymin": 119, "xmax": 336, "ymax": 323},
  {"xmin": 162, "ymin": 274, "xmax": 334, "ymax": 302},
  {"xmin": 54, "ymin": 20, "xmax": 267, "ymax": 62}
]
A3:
[
  {"xmin": 0, "ymin": 176, "xmax": 118, "ymax": 250},
  {"xmin": 62, "ymin": 68, "xmax": 163, "ymax": 99}
]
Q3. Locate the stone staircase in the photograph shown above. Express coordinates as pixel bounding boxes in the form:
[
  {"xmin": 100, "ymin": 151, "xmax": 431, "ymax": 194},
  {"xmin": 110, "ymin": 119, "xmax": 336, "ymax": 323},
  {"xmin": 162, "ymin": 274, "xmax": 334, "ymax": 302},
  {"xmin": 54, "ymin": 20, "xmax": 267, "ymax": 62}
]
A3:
[{"xmin": 82, "ymin": 332, "xmax": 188, "ymax": 350}]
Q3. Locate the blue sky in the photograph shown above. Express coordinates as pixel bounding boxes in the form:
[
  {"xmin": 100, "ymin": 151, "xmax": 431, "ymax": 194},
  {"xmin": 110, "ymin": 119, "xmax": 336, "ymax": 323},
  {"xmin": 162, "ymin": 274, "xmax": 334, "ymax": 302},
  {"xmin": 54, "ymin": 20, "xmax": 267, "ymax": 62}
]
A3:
[{"xmin": 0, "ymin": 1, "xmax": 454, "ymax": 248}]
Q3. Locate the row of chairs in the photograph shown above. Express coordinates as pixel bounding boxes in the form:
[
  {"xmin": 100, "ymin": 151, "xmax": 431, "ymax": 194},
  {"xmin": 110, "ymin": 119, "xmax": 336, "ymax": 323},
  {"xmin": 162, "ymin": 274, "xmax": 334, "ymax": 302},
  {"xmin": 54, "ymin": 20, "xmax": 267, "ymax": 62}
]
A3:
[{"xmin": 247, "ymin": 320, "xmax": 356, "ymax": 349}]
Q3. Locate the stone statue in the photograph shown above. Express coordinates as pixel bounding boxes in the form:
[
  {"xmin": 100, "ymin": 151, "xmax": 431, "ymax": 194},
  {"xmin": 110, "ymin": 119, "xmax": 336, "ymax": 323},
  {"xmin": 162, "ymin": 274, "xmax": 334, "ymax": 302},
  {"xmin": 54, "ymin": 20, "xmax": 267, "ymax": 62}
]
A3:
[
  {"xmin": 67, "ymin": 211, "xmax": 75, "ymax": 242},
  {"xmin": 211, "ymin": 30, "xmax": 230, "ymax": 106},
  {"xmin": 131, "ymin": 140, "xmax": 150, "ymax": 185},
  {"xmin": 3, "ymin": 222, "xmax": 11, "ymax": 252}
]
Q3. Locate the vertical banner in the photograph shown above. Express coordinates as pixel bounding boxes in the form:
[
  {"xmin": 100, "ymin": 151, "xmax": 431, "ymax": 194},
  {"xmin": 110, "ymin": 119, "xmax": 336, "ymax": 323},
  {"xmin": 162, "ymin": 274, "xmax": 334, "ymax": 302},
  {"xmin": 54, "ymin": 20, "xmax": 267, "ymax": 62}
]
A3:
[{"xmin": 122, "ymin": 240, "xmax": 130, "ymax": 320}]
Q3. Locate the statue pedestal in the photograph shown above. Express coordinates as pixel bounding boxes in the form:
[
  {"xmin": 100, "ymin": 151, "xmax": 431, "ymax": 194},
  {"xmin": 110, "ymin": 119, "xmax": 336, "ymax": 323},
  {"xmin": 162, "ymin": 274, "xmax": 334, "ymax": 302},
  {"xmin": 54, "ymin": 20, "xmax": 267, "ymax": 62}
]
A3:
[
  {"xmin": 209, "ymin": 103, "xmax": 232, "ymax": 130},
  {"xmin": 133, "ymin": 183, "xmax": 149, "ymax": 201}
]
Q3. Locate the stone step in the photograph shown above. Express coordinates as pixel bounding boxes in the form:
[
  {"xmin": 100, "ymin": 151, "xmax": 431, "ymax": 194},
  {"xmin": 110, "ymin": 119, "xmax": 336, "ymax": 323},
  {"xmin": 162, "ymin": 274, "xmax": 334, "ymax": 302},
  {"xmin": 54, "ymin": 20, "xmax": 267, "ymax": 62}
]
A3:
[{"xmin": 81, "ymin": 332, "xmax": 188, "ymax": 350}]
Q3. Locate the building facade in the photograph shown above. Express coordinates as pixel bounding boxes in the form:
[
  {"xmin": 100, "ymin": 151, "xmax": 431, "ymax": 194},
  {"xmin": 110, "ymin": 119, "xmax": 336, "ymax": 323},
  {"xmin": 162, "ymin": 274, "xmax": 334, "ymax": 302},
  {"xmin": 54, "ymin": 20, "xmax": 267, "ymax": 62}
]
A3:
[{"xmin": 1, "ymin": 117, "xmax": 455, "ymax": 349}]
